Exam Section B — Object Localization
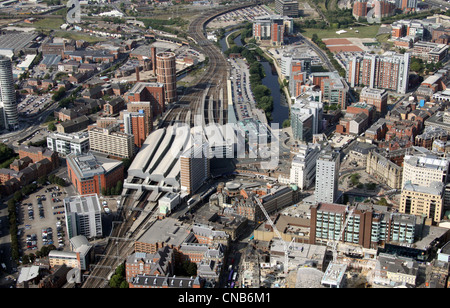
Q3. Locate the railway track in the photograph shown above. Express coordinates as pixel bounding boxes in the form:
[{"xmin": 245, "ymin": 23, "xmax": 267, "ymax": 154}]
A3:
[
  {"xmin": 81, "ymin": 190, "xmax": 156, "ymax": 288},
  {"xmin": 82, "ymin": 2, "xmax": 258, "ymax": 288},
  {"xmin": 161, "ymin": 3, "xmax": 257, "ymax": 127}
]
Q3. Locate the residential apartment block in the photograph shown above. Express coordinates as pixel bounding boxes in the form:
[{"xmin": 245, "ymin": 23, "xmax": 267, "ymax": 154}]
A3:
[
  {"xmin": 252, "ymin": 15, "xmax": 293, "ymax": 46},
  {"xmin": 352, "ymin": 0, "xmax": 368, "ymax": 20},
  {"xmin": 290, "ymin": 92, "xmax": 323, "ymax": 142},
  {"xmin": 48, "ymin": 235, "xmax": 93, "ymax": 271},
  {"xmin": 290, "ymin": 143, "xmax": 321, "ymax": 190},
  {"xmin": 0, "ymin": 55, "xmax": 18, "ymax": 130},
  {"xmin": 125, "ymin": 82, "xmax": 165, "ymax": 117},
  {"xmin": 88, "ymin": 124, "xmax": 135, "ymax": 159},
  {"xmin": 180, "ymin": 144, "xmax": 210, "ymax": 195},
  {"xmin": 347, "ymin": 51, "xmax": 410, "ymax": 94},
  {"xmin": 64, "ymin": 194, "xmax": 103, "ymax": 239},
  {"xmin": 310, "ymin": 72, "xmax": 348, "ymax": 109},
  {"xmin": 315, "ymin": 149, "xmax": 340, "ymax": 204},
  {"xmin": 122, "ymin": 110, "xmax": 151, "ymax": 149},
  {"xmin": 310, "ymin": 202, "xmax": 416, "ymax": 249},
  {"xmin": 156, "ymin": 52, "xmax": 177, "ymax": 104}
]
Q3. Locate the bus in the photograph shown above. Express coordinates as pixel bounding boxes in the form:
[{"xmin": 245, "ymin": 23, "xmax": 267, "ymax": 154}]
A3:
[{"xmin": 228, "ymin": 269, "xmax": 234, "ymax": 282}]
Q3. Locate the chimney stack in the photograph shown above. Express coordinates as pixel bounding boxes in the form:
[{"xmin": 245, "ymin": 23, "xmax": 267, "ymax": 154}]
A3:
[{"xmin": 151, "ymin": 46, "xmax": 157, "ymax": 75}]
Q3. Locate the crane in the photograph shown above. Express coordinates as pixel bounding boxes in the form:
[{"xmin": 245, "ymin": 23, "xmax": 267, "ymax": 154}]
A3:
[
  {"xmin": 329, "ymin": 206, "xmax": 355, "ymax": 263},
  {"xmin": 253, "ymin": 196, "xmax": 294, "ymax": 274}
]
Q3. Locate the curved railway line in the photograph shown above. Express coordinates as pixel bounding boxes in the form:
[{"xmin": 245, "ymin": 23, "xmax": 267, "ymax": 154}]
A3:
[
  {"xmin": 81, "ymin": 2, "xmax": 257, "ymax": 288},
  {"xmin": 160, "ymin": 2, "xmax": 256, "ymax": 127}
]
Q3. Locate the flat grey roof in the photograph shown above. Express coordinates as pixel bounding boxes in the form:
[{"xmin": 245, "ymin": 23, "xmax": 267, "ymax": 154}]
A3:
[
  {"xmin": 137, "ymin": 218, "xmax": 191, "ymax": 247},
  {"xmin": 64, "ymin": 194, "xmax": 102, "ymax": 215}
]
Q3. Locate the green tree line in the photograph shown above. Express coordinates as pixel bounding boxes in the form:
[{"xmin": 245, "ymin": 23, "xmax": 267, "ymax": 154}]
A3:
[{"xmin": 224, "ymin": 44, "xmax": 274, "ymax": 119}]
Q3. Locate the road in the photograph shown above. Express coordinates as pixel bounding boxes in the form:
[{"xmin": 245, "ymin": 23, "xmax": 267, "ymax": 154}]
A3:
[
  {"xmin": 1, "ymin": 100, "xmax": 60, "ymax": 151},
  {"xmin": 423, "ymin": 0, "xmax": 450, "ymax": 9},
  {"xmin": 81, "ymin": 3, "xmax": 259, "ymax": 287},
  {"xmin": 295, "ymin": 33, "xmax": 336, "ymax": 73}
]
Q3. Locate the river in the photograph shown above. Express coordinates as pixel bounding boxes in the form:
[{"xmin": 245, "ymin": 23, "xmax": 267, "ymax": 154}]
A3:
[{"xmin": 219, "ymin": 31, "xmax": 289, "ymax": 126}]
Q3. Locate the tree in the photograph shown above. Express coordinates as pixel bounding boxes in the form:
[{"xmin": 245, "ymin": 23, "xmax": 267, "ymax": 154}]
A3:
[
  {"xmin": 109, "ymin": 263, "xmax": 127, "ymax": 288},
  {"xmin": 253, "ymin": 85, "xmax": 271, "ymax": 101},
  {"xmin": 410, "ymin": 61, "xmax": 422, "ymax": 73},
  {"xmin": 311, "ymin": 33, "xmax": 319, "ymax": 43},
  {"xmin": 37, "ymin": 176, "xmax": 48, "ymax": 186},
  {"xmin": 377, "ymin": 197, "xmax": 388, "ymax": 206},
  {"xmin": 0, "ymin": 143, "xmax": 15, "ymax": 164},
  {"xmin": 109, "ymin": 274, "xmax": 124, "ymax": 288},
  {"xmin": 13, "ymin": 191, "xmax": 23, "ymax": 202},
  {"xmin": 52, "ymin": 87, "xmax": 66, "ymax": 102},
  {"xmin": 48, "ymin": 122, "xmax": 56, "ymax": 131},
  {"xmin": 115, "ymin": 181, "xmax": 123, "ymax": 195},
  {"xmin": 177, "ymin": 260, "xmax": 197, "ymax": 276},
  {"xmin": 257, "ymin": 95, "xmax": 273, "ymax": 113},
  {"xmin": 185, "ymin": 262, "xmax": 197, "ymax": 276}
]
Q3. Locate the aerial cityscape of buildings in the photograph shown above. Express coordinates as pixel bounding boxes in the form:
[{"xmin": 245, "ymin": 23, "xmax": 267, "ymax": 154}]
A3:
[{"xmin": 0, "ymin": 0, "xmax": 450, "ymax": 294}]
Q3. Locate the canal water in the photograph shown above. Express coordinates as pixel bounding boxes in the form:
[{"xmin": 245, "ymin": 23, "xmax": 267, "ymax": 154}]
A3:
[{"xmin": 219, "ymin": 31, "xmax": 289, "ymax": 126}]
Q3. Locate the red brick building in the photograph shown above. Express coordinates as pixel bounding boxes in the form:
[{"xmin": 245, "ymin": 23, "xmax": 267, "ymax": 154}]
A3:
[
  {"xmin": 66, "ymin": 153, "xmax": 124, "ymax": 196},
  {"xmin": 125, "ymin": 82, "xmax": 165, "ymax": 117},
  {"xmin": 352, "ymin": 0, "xmax": 367, "ymax": 20},
  {"xmin": 360, "ymin": 87, "xmax": 388, "ymax": 114},
  {"xmin": 348, "ymin": 52, "xmax": 410, "ymax": 94},
  {"xmin": 18, "ymin": 145, "xmax": 59, "ymax": 170},
  {"xmin": 103, "ymin": 97, "xmax": 125, "ymax": 116},
  {"xmin": 122, "ymin": 110, "xmax": 151, "ymax": 149},
  {"xmin": 126, "ymin": 246, "xmax": 174, "ymax": 280}
]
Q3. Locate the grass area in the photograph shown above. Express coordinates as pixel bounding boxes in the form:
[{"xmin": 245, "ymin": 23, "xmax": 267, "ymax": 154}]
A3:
[
  {"xmin": 376, "ymin": 33, "xmax": 390, "ymax": 44},
  {"xmin": 29, "ymin": 18, "xmax": 64, "ymax": 30},
  {"xmin": 53, "ymin": 30, "xmax": 107, "ymax": 43},
  {"xmin": 301, "ymin": 24, "xmax": 380, "ymax": 40}
]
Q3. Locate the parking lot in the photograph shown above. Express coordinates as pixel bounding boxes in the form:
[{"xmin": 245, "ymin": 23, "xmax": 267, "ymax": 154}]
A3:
[
  {"xmin": 330, "ymin": 133, "xmax": 354, "ymax": 149},
  {"xmin": 230, "ymin": 58, "xmax": 255, "ymax": 121},
  {"xmin": 17, "ymin": 94, "xmax": 52, "ymax": 118},
  {"xmin": 17, "ymin": 184, "xmax": 69, "ymax": 255},
  {"xmin": 208, "ymin": 5, "xmax": 271, "ymax": 29}
]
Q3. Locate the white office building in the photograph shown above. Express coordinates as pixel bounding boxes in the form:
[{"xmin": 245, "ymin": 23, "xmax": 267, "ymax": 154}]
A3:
[
  {"xmin": 315, "ymin": 149, "xmax": 340, "ymax": 204},
  {"xmin": 158, "ymin": 192, "xmax": 180, "ymax": 216},
  {"xmin": 64, "ymin": 194, "xmax": 103, "ymax": 239},
  {"xmin": 290, "ymin": 143, "xmax": 321, "ymax": 190},
  {"xmin": 0, "ymin": 55, "xmax": 18, "ymax": 130},
  {"xmin": 402, "ymin": 154, "xmax": 450, "ymax": 188},
  {"xmin": 47, "ymin": 131, "xmax": 90, "ymax": 156},
  {"xmin": 291, "ymin": 93, "xmax": 323, "ymax": 142}
]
